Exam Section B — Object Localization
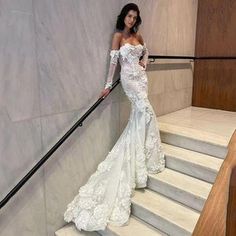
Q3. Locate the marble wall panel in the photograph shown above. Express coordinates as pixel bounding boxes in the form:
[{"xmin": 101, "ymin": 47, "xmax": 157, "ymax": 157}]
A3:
[
  {"xmin": 0, "ymin": 112, "xmax": 45, "ymax": 236},
  {"xmin": 0, "ymin": 113, "xmax": 42, "ymax": 200},
  {"xmin": 149, "ymin": 87, "xmax": 193, "ymax": 116},
  {"xmin": 147, "ymin": 62, "xmax": 193, "ymax": 93},
  {"xmin": 42, "ymin": 102, "xmax": 120, "ymax": 235},
  {"xmin": 0, "ymin": 169, "xmax": 47, "ymax": 236},
  {"xmin": 0, "ymin": 0, "xmax": 32, "ymax": 14},
  {"xmin": 166, "ymin": 0, "xmax": 198, "ymax": 55},
  {"xmin": 0, "ymin": 10, "xmax": 40, "ymax": 122},
  {"xmin": 131, "ymin": 0, "xmax": 169, "ymax": 55},
  {"xmin": 34, "ymin": 0, "xmax": 123, "ymax": 116}
]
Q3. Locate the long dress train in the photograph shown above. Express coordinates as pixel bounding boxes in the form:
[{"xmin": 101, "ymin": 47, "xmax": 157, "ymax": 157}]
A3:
[{"xmin": 64, "ymin": 43, "xmax": 165, "ymax": 231}]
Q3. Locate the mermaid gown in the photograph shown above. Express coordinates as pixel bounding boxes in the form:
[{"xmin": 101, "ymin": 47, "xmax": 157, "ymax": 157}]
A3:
[{"xmin": 64, "ymin": 43, "xmax": 165, "ymax": 231}]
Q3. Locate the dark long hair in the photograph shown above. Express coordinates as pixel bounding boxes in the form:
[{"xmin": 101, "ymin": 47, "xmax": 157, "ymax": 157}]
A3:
[{"xmin": 116, "ymin": 3, "xmax": 142, "ymax": 34}]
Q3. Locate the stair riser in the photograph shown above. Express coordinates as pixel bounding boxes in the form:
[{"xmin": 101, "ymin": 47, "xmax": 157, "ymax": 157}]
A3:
[
  {"xmin": 147, "ymin": 177, "xmax": 205, "ymax": 212},
  {"xmin": 160, "ymin": 132, "xmax": 227, "ymax": 159},
  {"xmin": 165, "ymin": 155, "xmax": 218, "ymax": 184},
  {"xmin": 131, "ymin": 203, "xmax": 192, "ymax": 236},
  {"xmin": 55, "ymin": 227, "xmax": 100, "ymax": 236},
  {"xmin": 98, "ymin": 229, "xmax": 118, "ymax": 236}
]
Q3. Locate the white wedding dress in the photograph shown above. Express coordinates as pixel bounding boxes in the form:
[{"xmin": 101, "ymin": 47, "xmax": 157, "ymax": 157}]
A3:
[{"xmin": 64, "ymin": 42, "xmax": 165, "ymax": 231}]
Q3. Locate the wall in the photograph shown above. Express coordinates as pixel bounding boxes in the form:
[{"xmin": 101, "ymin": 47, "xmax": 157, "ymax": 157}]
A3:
[
  {"xmin": 193, "ymin": 0, "xmax": 236, "ymax": 111},
  {"xmin": 0, "ymin": 0, "xmax": 198, "ymax": 235},
  {"xmin": 0, "ymin": 1, "xmax": 122, "ymax": 235}
]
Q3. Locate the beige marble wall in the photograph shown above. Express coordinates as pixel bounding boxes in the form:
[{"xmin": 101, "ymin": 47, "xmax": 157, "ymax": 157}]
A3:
[
  {"xmin": 0, "ymin": 0, "xmax": 198, "ymax": 235},
  {"xmin": 0, "ymin": 0, "xmax": 122, "ymax": 235}
]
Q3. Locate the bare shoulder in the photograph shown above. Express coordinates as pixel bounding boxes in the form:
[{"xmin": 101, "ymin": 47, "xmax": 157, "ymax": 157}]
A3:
[
  {"xmin": 136, "ymin": 32, "xmax": 144, "ymax": 45},
  {"xmin": 111, "ymin": 32, "xmax": 122, "ymax": 50},
  {"xmin": 113, "ymin": 31, "xmax": 123, "ymax": 38}
]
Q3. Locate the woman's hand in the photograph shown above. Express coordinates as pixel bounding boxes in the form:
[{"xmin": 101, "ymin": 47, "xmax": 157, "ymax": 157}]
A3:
[
  {"xmin": 99, "ymin": 88, "xmax": 111, "ymax": 98},
  {"xmin": 139, "ymin": 60, "xmax": 146, "ymax": 70}
]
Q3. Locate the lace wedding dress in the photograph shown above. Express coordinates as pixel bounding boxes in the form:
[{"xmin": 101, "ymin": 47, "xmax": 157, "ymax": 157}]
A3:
[{"xmin": 64, "ymin": 42, "xmax": 165, "ymax": 231}]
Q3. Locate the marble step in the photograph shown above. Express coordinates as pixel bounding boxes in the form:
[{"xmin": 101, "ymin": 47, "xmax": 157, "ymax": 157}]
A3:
[
  {"xmin": 159, "ymin": 122, "xmax": 228, "ymax": 159},
  {"xmin": 55, "ymin": 223, "xmax": 99, "ymax": 236},
  {"xmin": 162, "ymin": 143, "xmax": 223, "ymax": 183},
  {"xmin": 55, "ymin": 216, "xmax": 167, "ymax": 236},
  {"xmin": 98, "ymin": 216, "xmax": 167, "ymax": 236},
  {"xmin": 131, "ymin": 189, "xmax": 200, "ymax": 236},
  {"xmin": 148, "ymin": 168, "xmax": 212, "ymax": 211}
]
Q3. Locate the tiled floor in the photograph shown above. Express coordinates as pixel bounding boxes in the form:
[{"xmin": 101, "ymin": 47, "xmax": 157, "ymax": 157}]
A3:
[{"xmin": 158, "ymin": 106, "xmax": 236, "ymax": 144}]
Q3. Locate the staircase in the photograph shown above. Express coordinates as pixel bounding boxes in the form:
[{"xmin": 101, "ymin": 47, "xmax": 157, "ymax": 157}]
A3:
[{"xmin": 55, "ymin": 111, "xmax": 228, "ymax": 236}]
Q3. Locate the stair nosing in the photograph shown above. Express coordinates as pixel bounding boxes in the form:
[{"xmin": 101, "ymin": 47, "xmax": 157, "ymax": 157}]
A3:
[
  {"xmin": 148, "ymin": 168, "xmax": 212, "ymax": 199},
  {"xmin": 101, "ymin": 215, "xmax": 167, "ymax": 236},
  {"xmin": 159, "ymin": 122, "xmax": 228, "ymax": 148},
  {"xmin": 162, "ymin": 143, "xmax": 223, "ymax": 171}
]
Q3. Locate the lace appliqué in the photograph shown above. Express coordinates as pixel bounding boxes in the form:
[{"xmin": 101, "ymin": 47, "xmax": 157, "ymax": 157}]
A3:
[
  {"xmin": 110, "ymin": 50, "xmax": 119, "ymax": 64},
  {"xmin": 145, "ymin": 130, "xmax": 165, "ymax": 173},
  {"xmin": 64, "ymin": 150, "xmax": 118, "ymax": 231},
  {"xmin": 104, "ymin": 50, "xmax": 120, "ymax": 89},
  {"xmin": 64, "ymin": 178, "xmax": 110, "ymax": 230},
  {"xmin": 119, "ymin": 44, "xmax": 143, "ymax": 64},
  {"xmin": 135, "ymin": 144, "xmax": 148, "ymax": 188},
  {"xmin": 109, "ymin": 173, "xmax": 132, "ymax": 225}
]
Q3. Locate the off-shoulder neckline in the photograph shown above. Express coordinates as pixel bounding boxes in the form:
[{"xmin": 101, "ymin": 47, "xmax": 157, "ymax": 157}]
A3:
[
  {"xmin": 110, "ymin": 43, "xmax": 144, "ymax": 52},
  {"xmin": 120, "ymin": 43, "xmax": 143, "ymax": 49}
]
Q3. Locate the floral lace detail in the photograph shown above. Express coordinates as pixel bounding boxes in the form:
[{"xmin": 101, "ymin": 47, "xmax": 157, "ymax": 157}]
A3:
[
  {"xmin": 135, "ymin": 144, "xmax": 148, "ymax": 187},
  {"xmin": 64, "ymin": 43, "xmax": 165, "ymax": 231},
  {"xmin": 119, "ymin": 44, "xmax": 143, "ymax": 63},
  {"xmin": 110, "ymin": 50, "xmax": 120, "ymax": 64},
  {"xmin": 109, "ymin": 173, "xmax": 132, "ymax": 225},
  {"xmin": 64, "ymin": 178, "xmax": 110, "ymax": 230},
  {"xmin": 145, "ymin": 131, "xmax": 165, "ymax": 173}
]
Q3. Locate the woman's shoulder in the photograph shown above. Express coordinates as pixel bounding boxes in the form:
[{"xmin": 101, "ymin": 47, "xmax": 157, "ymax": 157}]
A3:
[
  {"xmin": 113, "ymin": 31, "xmax": 123, "ymax": 39},
  {"xmin": 112, "ymin": 32, "xmax": 123, "ymax": 44},
  {"xmin": 111, "ymin": 32, "xmax": 122, "ymax": 50}
]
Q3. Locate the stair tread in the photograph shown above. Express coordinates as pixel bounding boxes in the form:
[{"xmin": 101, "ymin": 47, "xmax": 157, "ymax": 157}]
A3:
[
  {"xmin": 162, "ymin": 143, "xmax": 223, "ymax": 171},
  {"xmin": 55, "ymin": 216, "xmax": 166, "ymax": 236},
  {"xmin": 159, "ymin": 122, "xmax": 228, "ymax": 147},
  {"xmin": 149, "ymin": 168, "xmax": 212, "ymax": 199},
  {"xmin": 102, "ymin": 216, "xmax": 166, "ymax": 236},
  {"xmin": 132, "ymin": 189, "xmax": 200, "ymax": 232},
  {"xmin": 55, "ymin": 223, "xmax": 99, "ymax": 236}
]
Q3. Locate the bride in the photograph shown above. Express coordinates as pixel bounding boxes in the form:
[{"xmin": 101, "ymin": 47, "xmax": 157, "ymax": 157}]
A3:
[{"xmin": 64, "ymin": 3, "xmax": 165, "ymax": 231}]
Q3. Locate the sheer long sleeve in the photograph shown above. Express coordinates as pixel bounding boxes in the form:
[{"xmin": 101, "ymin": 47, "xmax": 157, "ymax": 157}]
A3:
[
  {"xmin": 141, "ymin": 43, "xmax": 149, "ymax": 70},
  {"xmin": 104, "ymin": 50, "xmax": 120, "ymax": 89}
]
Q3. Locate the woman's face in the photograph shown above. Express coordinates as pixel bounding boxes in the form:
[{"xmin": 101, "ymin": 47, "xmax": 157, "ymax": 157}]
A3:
[{"xmin": 124, "ymin": 10, "xmax": 138, "ymax": 29}]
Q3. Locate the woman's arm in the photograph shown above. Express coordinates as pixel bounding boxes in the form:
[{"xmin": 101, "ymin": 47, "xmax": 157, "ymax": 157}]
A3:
[
  {"xmin": 100, "ymin": 32, "xmax": 122, "ymax": 98},
  {"xmin": 104, "ymin": 32, "xmax": 121, "ymax": 88}
]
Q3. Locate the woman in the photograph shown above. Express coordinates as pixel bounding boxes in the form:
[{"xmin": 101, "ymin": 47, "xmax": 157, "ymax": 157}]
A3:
[{"xmin": 64, "ymin": 3, "xmax": 165, "ymax": 231}]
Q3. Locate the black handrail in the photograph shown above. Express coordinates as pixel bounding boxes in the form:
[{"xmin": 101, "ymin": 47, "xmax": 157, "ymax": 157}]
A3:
[
  {"xmin": 0, "ymin": 80, "xmax": 120, "ymax": 209},
  {"xmin": 1, "ymin": 54, "xmax": 236, "ymax": 210},
  {"xmin": 149, "ymin": 55, "xmax": 236, "ymax": 60}
]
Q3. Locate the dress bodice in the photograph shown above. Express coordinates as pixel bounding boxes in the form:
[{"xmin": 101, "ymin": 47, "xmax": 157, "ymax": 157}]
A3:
[{"xmin": 119, "ymin": 43, "xmax": 144, "ymax": 75}]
